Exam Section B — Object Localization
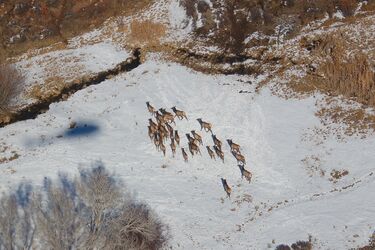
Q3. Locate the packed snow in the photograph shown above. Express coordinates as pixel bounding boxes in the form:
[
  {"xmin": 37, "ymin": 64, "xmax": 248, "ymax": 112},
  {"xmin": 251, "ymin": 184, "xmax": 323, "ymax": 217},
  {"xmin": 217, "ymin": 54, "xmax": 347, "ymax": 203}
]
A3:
[{"xmin": 1, "ymin": 55, "xmax": 374, "ymax": 249}]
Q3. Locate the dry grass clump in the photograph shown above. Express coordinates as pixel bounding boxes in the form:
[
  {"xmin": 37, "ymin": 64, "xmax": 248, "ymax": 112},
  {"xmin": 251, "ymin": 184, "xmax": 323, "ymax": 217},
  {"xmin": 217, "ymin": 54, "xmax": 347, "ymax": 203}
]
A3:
[
  {"xmin": 317, "ymin": 54, "xmax": 375, "ymax": 105},
  {"xmin": 0, "ymin": 64, "xmax": 24, "ymax": 113},
  {"xmin": 0, "ymin": 163, "xmax": 169, "ymax": 249},
  {"xmin": 128, "ymin": 20, "xmax": 166, "ymax": 48}
]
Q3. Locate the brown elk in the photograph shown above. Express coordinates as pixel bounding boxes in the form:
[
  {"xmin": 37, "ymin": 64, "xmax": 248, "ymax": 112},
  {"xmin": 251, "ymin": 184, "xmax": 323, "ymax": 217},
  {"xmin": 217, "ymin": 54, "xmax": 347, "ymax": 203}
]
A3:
[
  {"xmin": 191, "ymin": 130, "xmax": 203, "ymax": 145},
  {"xmin": 186, "ymin": 133, "xmax": 198, "ymax": 145},
  {"xmin": 181, "ymin": 148, "xmax": 188, "ymax": 162},
  {"xmin": 170, "ymin": 138, "xmax": 176, "ymax": 157},
  {"xmin": 162, "ymin": 113, "xmax": 176, "ymax": 125},
  {"xmin": 212, "ymin": 134, "xmax": 222, "ymax": 150},
  {"xmin": 213, "ymin": 145, "xmax": 224, "ymax": 163},
  {"xmin": 206, "ymin": 146, "xmax": 215, "ymax": 160},
  {"xmin": 155, "ymin": 111, "xmax": 164, "ymax": 124},
  {"xmin": 148, "ymin": 125, "xmax": 157, "ymax": 140},
  {"xmin": 146, "ymin": 102, "xmax": 155, "ymax": 115},
  {"xmin": 197, "ymin": 118, "xmax": 212, "ymax": 132},
  {"xmin": 158, "ymin": 123, "xmax": 169, "ymax": 141},
  {"xmin": 160, "ymin": 142, "xmax": 166, "ymax": 156},
  {"xmin": 166, "ymin": 123, "xmax": 174, "ymax": 138},
  {"xmin": 232, "ymin": 151, "xmax": 246, "ymax": 165},
  {"xmin": 227, "ymin": 139, "xmax": 241, "ymax": 153},
  {"xmin": 221, "ymin": 178, "xmax": 232, "ymax": 198},
  {"xmin": 174, "ymin": 130, "xmax": 180, "ymax": 146},
  {"xmin": 149, "ymin": 118, "xmax": 157, "ymax": 130},
  {"xmin": 153, "ymin": 132, "xmax": 161, "ymax": 150},
  {"xmin": 238, "ymin": 165, "xmax": 252, "ymax": 183},
  {"xmin": 189, "ymin": 141, "xmax": 201, "ymax": 156},
  {"xmin": 171, "ymin": 106, "xmax": 188, "ymax": 120}
]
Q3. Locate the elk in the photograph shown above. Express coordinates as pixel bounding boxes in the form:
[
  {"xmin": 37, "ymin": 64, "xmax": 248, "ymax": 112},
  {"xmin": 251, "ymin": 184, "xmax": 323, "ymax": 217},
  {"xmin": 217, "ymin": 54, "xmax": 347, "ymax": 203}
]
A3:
[
  {"xmin": 146, "ymin": 101, "xmax": 155, "ymax": 115},
  {"xmin": 158, "ymin": 123, "xmax": 169, "ymax": 141},
  {"xmin": 155, "ymin": 111, "xmax": 164, "ymax": 124},
  {"xmin": 189, "ymin": 141, "xmax": 201, "ymax": 156},
  {"xmin": 221, "ymin": 178, "xmax": 232, "ymax": 198},
  {"xmin": 170, "ymin": 138, "xmax": 176, "ymax": 157},
  {"xmin": 213, "ymin": 145, "xmax": 224, "ymax": 163},
  {"xmin": 174, "ymin": 130, "xmax": 180, "ymax": 146},
  {"xmin": 186, "ymin": 133, "xmax": 198, "ymax": 145},
  {"xmin": 181, "ymin": 148, "xmax": 188, "ymax": 162},
  {"xmin": 147, "ymin": 126, "xmax": 153, "ymax": 140},
  {"xmin": 149, "ymin": 118, "xmax": 157, "ymax": 130},
  {"xmin": 160, "ymin": 142, "xmax": 166, "ymax": 156},
  {"xmin": 212, "ymin": 134, "xmax": 222, "ymax": 150},
  {"xmin": 227, "ymin": 139, "xmax": 241, "ymax": 153},
  {"xmin": 232, "ymin": 151, "xmax": 246, "ymax": 165},
  {"xmin": 166, "ymin": 123, "xmax": 174, "ymax": 138},
  {"xmin": 238, "ymin": 165, "xmax": 252, "ymax": 183},
  {"xmin": 206, "ymin": 146, "xmax": 215, "ymax": 160},
  {"xmin": 197, "ymin": 118, "xmax": 212, "ymax": 132},
  {"xmin": 171, "ymin": 106, "xmax": 188, "ymax": 120},
  {"xmin": 191, "ymin": 130, "xmax": 203, "ymax": 145},
  {"xmin": 153, "ymin": 132, "xmax": 161, "ymax": 150},
  {"xmin": 162, "ymin": 113, "xmax": 176, "ymax": 125}
]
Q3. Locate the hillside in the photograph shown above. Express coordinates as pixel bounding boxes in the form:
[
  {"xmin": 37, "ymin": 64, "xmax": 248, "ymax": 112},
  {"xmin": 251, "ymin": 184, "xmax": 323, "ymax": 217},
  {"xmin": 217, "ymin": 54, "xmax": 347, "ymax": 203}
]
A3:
[{"xmin": 0, "ymin": 0, "xmax": 374, "ymax": 249}]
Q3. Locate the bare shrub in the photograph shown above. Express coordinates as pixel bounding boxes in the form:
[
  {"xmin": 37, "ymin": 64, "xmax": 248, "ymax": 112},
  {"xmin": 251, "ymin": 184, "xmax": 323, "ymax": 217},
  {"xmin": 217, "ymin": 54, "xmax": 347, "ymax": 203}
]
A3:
[
  {"xmin": 128, "ymin": 20, "xmax": 166, "ymax": 47},
  {"xmin": 104, "ymin": 203, "xmax": 168, "ymax": 250},
  {"xmin": 0, "ymin": 184, "xmax": 35, "ymax": 249},
  {"xmin": 34, "ymin": 175, "xmax": 86, "ymax": 249},
  {"xmin": 0, "ymin": 164, "xmax": 169, "ymax": 250},
  {"xmin": 0, "ymin": 64, "xmax": 24, "ymax": 113}
]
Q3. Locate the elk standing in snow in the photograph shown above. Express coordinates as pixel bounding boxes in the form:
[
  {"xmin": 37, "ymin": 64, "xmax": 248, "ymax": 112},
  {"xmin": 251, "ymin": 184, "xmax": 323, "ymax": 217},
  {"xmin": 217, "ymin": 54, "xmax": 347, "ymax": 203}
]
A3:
[
  {"xmin": 146, "ymin": 101, "xmax": 155, "ymax": 115},
  {"xmin": 238, "ymin": 165, "xmax": 252, "ymax": 183},
  {"xmin": 148, "ymin": 126, "xmax": 155, "ymax": 140},
  {"xmin": 227, "ymin": 139, "xmax": 241, "ymax": 153},
  {"xmin": 189, "ymin": 141, "xmax": 201, "ymax": 156},
  {"xmin": 197, "ymin": 118, "xmax": 212, "ymax": 132},
  {"xmin": 170, "ymin": 138, "xmax": 176, "ymax": 157},
  {"xmin": 221, "ymin": 178, "xmax": 232, "ymax": 198},
  {"xmin": 212, "ymin": 134, "xmax": 222, "ymax": 150},
  {"xmin": 174, "ymin": 130, "xmax": 180, "ymax": 146},
  {"xmin": 213, "ymin": 145, "xmax": 224, "ymax": 163},
  {"xmin": 149, "ymin": 118, "xmax": 157, "ymax": 130},
  {"xmin": 171, "ymin": 106, "xmax": 188, "ymax": 120},
  {"xmin": 160, "ymin": 142, "xmax": 166, "ymax": 156},
  {"xmin": 181, "ymin": 148, "xmax": 188, "ymax": 162},
  {"xmin": 162, "ymin": 113, "xmax": 176, "ymax": 125},
  {"xmin": 191, "ymin": 130, "xmax": 203, "ymax": 145},
  {"xmin": 232, "ymin": 151, "xmax": 246, "ymax": 165},
  {"xmin": 206, "ymin": 146, "xmax": 215, "ymax": 160},
  {"xmin": 166, "ymin": 123, "xmax": 174, "ymax": 138},
  {"xmin": 186, "ymin": 133, "xmax": 198, "ymax": 145}
]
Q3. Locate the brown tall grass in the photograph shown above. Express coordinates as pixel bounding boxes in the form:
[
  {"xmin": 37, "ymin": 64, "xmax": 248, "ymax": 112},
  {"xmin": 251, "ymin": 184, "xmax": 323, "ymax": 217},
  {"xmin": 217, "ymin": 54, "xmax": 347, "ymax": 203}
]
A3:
[
  {"xmin": 0, "ymin": 64, "xmax": 24, "ymax": 113},
  {"xmin": 318, "ymin": 54, "xmax": 375, "ymax": 105},
  {"xmin": 128, "ymin": 20, "xmax": 166, "ymax": 47}
]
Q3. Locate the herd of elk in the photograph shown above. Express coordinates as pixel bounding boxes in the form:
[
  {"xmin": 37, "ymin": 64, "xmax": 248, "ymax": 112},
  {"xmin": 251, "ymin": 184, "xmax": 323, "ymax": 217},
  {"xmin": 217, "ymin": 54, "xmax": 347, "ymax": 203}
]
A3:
[{"xmin": 146, "ymin": 101, "xmax": 253, "ymax": 199}]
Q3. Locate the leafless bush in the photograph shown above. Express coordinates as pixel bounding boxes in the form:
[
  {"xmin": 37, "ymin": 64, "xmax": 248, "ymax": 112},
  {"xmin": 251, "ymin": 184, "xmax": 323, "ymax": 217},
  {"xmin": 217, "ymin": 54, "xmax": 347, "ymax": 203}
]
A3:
[
  {"xmin": 0, "ymin": 64, "xmax": 24, "ymax": 113},
  {"xmin": 0, "ymin": 184, "xmax": 35, "ymax": 249},
  {"xmin": 0, "ymin": 163, "xmax": 169, "ymax": 250},
  {"xmin": 104, "ymin": 203, "xmax": 168, "ymax": 250}
]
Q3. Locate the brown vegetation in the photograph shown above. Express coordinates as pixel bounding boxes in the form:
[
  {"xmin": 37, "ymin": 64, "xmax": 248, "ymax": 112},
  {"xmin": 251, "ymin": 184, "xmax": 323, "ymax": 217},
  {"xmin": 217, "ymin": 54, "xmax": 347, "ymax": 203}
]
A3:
[
  {"xmin": 128, "ymin": 20, "xmax": 167, "ymax": 48},
  {"xmin": 0, "ymin": 164, "xmax": 169, "ymax": 249},
  {"xmin": 0, "ymin": 64, "xmax": 24, "ymax": 114},
  {"xmin": 181, "ymin": 0, "xmax": 360, "ymax": 54},
  {"xmin": 0, "ymin": 0, "xmax": 152, "ymax": 60}
]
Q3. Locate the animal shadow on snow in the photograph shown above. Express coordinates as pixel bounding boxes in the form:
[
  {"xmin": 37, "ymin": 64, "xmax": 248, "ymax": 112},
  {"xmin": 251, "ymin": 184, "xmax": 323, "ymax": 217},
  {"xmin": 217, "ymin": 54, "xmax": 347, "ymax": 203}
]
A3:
[
  {"xmin": 64, "ymin": 122, "xmax": 100, "ymax": 138},
  {"xmin": 23, "ymin": 121, "xmax": 100, "ymax": 148}
]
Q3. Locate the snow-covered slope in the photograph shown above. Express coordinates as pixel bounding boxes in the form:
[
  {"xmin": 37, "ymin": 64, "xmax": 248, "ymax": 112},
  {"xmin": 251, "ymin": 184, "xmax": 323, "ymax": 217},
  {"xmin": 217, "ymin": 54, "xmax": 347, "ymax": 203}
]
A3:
[{"xmin": 1, "ymin": 56, "xmax": 374, "ymax": 249}]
